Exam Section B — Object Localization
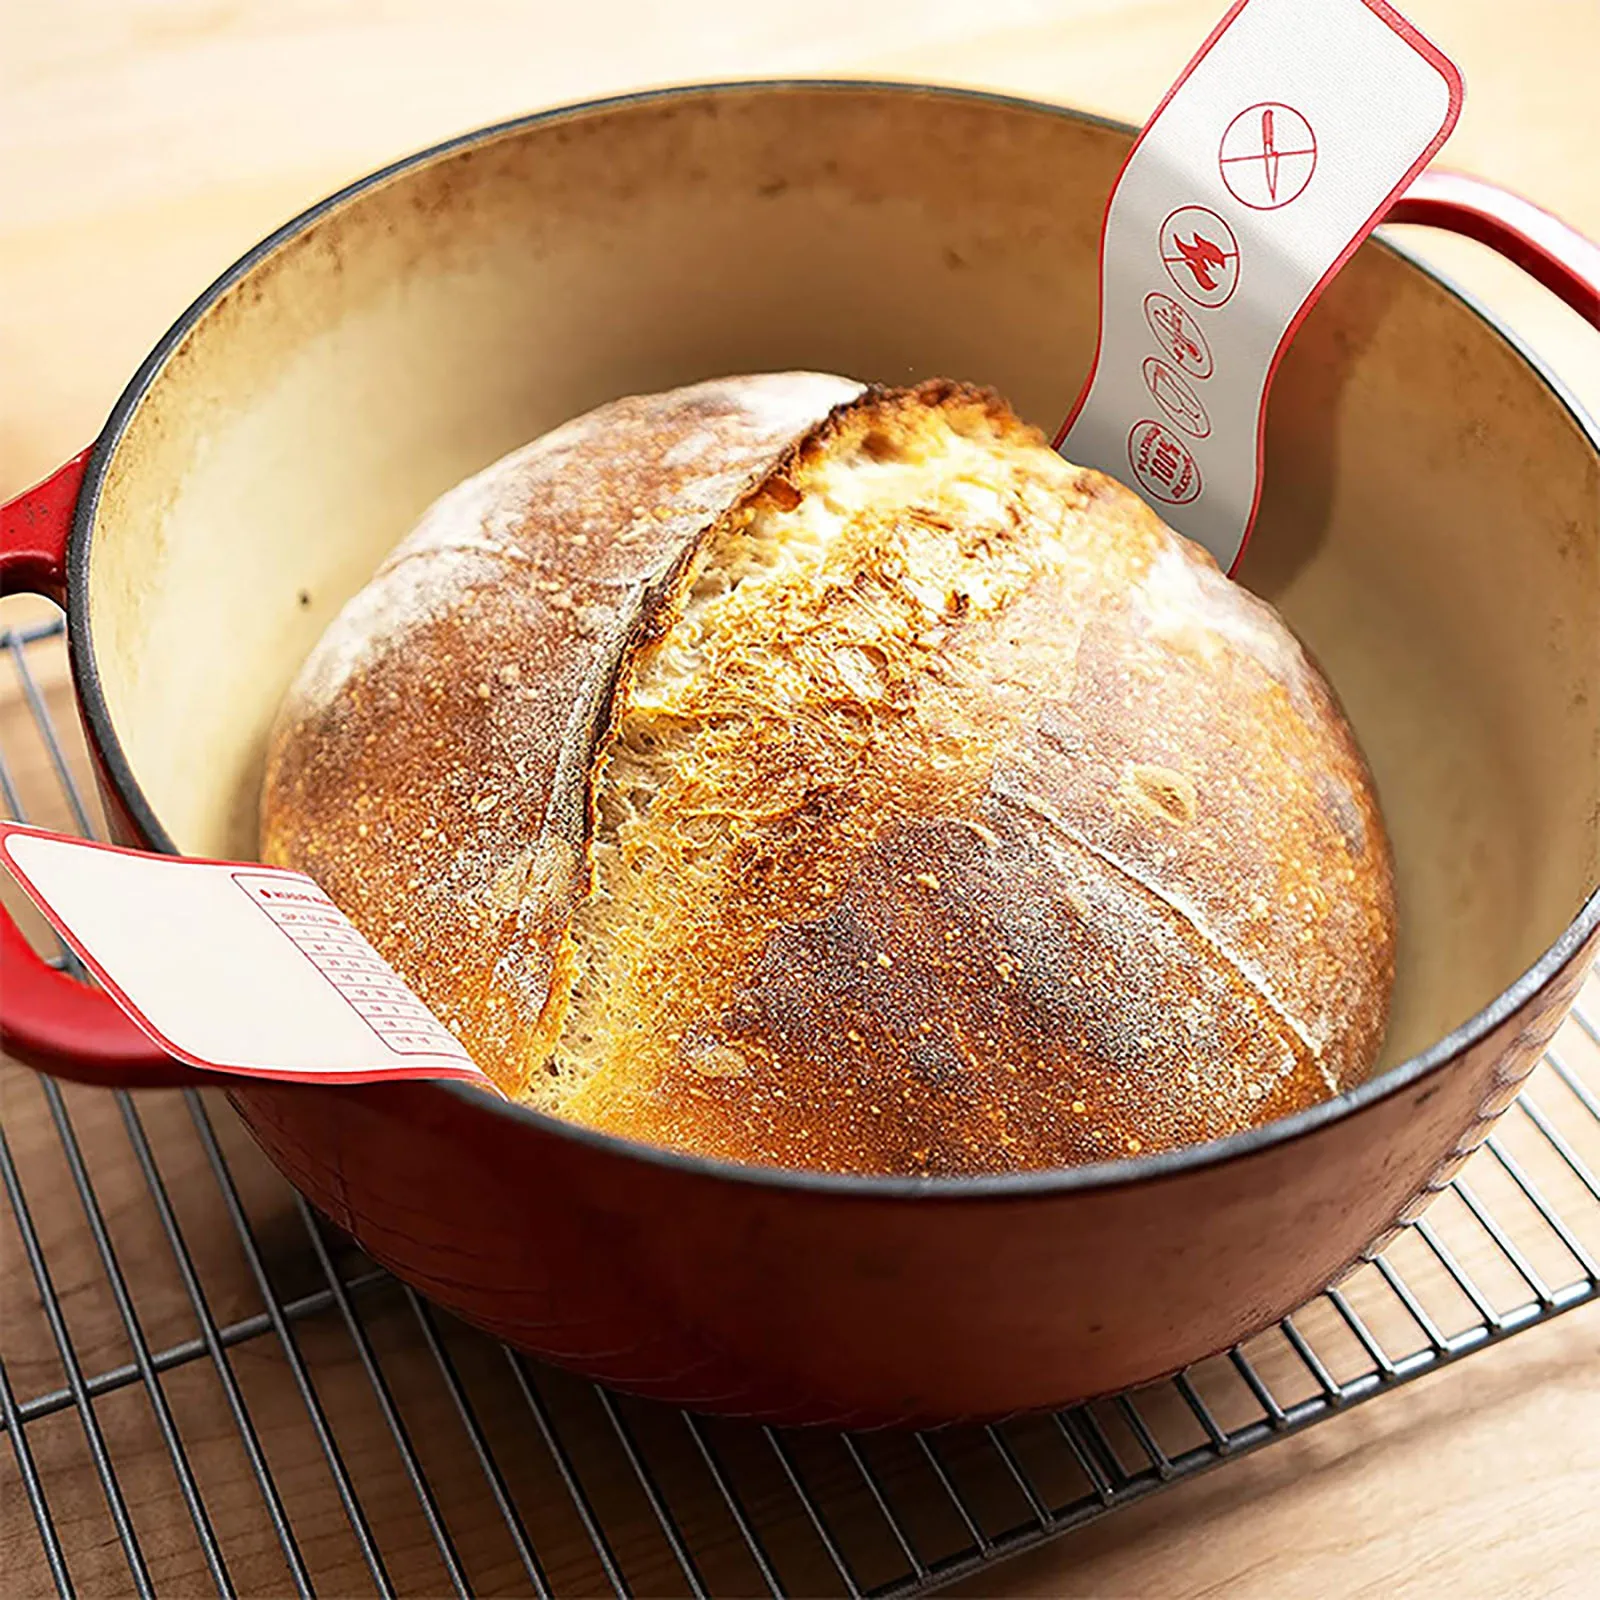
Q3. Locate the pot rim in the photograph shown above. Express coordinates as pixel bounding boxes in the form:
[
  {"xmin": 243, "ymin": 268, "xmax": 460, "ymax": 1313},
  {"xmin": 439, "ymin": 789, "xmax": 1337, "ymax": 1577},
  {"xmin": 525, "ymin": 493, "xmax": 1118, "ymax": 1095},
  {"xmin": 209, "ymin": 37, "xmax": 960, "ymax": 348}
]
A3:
[{"xmin": 67, "ymin": 77, "xmax": 1600, "ymax": 1200}]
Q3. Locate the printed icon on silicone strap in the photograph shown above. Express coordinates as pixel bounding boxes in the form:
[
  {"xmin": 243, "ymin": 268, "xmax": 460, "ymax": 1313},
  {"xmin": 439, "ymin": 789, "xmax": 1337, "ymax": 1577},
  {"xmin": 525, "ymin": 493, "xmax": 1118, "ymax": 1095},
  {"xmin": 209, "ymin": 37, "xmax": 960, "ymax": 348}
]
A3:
[
  {"xmin": 1159, "ymin": 207, "xmax": 1240, "ymax": 307},
  {"xmin": 1142, "ymin": 293, "xmax": 1214, "ymax": 379},
  {"xmin": 1218, "ymin": 102, "xmax": 1317, "ymax": 210},
  {"xmin": 1128, "ymin": 420, "xmax": 1203, "ymax": 504},
  {"xmin": 1141, "ymin": 356, "xmax": 1212, "ymax": 438}
]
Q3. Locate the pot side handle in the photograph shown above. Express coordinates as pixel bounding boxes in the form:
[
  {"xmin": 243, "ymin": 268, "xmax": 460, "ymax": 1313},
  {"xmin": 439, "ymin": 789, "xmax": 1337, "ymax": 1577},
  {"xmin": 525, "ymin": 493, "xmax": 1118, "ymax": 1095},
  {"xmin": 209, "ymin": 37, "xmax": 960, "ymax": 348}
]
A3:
[
  {"xmin": 1386, "ymin": 169, "xmax": 1600, "ymax": 330},
  {"xmin": 1, "ymin": 457, "xmax": 206, "ymax": 1088}
]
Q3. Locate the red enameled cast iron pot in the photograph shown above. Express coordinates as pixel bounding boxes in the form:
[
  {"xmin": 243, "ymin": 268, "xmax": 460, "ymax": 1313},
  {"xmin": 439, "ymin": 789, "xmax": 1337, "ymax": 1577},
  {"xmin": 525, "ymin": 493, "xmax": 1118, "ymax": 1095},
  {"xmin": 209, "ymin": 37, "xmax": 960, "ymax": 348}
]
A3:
[{"xmin": 2, "ymin": 85, "xmax": 1598, "ymax": 1426}]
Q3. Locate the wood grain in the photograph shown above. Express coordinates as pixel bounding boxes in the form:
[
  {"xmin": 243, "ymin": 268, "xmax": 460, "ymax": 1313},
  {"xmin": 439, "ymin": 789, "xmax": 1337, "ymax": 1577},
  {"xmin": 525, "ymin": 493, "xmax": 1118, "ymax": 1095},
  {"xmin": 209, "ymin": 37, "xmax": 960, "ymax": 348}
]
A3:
[{"xmin": 3, "ymin": 3, "xmax": 1598, "ymax": 1597}]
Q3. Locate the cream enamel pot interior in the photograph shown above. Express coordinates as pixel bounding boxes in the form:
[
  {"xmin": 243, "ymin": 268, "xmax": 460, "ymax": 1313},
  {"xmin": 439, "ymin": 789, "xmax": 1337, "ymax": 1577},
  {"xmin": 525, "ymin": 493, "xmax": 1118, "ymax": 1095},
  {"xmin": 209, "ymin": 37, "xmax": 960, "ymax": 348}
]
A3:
[{"xmin": 1, "ymin": 84, "xmax": 1597, "ymax": 1426}]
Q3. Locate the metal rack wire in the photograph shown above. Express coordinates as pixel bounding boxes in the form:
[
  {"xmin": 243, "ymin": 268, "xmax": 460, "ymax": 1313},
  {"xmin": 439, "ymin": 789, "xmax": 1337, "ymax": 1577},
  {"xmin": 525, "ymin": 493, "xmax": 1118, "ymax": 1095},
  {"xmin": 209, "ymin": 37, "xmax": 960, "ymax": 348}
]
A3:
[{"xmin": 2, "ymin": 607, "xmax": 1598, "ymax": 1598}]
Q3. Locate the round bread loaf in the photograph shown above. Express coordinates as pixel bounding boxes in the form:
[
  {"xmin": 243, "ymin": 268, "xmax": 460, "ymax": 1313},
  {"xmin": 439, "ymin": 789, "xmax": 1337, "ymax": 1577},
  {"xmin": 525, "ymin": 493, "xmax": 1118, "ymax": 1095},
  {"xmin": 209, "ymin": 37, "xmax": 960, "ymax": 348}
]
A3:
[{"xmin": 261, "ymin": 374, "xmax": 1396, "ymax": 1176}]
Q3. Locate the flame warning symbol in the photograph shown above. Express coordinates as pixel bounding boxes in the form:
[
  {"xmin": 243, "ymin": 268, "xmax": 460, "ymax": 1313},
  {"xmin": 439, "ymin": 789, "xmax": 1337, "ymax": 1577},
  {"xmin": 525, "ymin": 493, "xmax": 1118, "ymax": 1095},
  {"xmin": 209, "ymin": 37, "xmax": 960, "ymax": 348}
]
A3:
[
  {"xmin": 1171, "ymin": 232, "xmax": 1229, "ymax": 292},
  {"xmin": 1160, "ymin": 207, "xmax": 1240, "ymax": 308}
]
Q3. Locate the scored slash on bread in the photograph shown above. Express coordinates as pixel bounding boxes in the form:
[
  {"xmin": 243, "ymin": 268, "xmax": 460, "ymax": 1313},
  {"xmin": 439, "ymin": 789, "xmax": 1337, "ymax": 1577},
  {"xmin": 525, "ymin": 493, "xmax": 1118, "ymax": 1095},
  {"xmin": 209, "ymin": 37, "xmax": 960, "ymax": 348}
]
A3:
[{"xmin": 261, "ymin": 374, "xmax": 1395, "ymax": 1176}]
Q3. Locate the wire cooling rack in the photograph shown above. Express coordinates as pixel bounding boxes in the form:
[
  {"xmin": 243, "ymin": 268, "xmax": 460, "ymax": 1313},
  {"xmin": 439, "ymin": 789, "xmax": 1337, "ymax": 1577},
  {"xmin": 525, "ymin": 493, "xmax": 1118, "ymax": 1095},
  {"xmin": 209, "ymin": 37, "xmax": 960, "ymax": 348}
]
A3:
[{"xmin": 3, "ymin": 606, "xmax": 1599, "ymax": 1598}]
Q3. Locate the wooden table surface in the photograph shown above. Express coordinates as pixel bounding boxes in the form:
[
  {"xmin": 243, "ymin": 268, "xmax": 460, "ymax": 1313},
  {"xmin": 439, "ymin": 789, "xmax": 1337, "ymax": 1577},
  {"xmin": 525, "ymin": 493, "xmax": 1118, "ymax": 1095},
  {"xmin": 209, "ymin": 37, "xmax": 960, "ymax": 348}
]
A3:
[{"xmin": 3, "ymin": 2, "xmax": 1598, "ymax": 1596}]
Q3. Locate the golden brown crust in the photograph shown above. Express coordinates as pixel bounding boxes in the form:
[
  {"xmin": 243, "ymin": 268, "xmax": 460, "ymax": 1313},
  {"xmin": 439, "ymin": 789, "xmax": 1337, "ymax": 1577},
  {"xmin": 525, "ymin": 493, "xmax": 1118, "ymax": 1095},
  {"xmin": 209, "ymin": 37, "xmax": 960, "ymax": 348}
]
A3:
[
  {"xmin": 262, "ymin": 374, "xmax": 1396, "ymax": 1175},
  {"xmin": 260, "ymin": 371, "xmax": 865, "ymax": 1071}
]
